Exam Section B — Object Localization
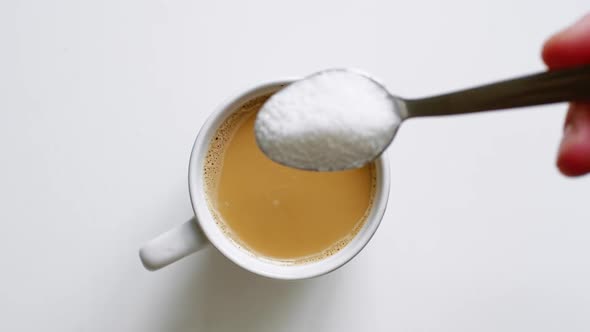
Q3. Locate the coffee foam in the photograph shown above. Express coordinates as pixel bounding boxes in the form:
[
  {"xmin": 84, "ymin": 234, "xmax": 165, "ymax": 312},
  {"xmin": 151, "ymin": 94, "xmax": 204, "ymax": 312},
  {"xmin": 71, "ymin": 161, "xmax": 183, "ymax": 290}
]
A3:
[{"xmin": 203, "ymin": 93, "xmax": 377, "ymax": 265}]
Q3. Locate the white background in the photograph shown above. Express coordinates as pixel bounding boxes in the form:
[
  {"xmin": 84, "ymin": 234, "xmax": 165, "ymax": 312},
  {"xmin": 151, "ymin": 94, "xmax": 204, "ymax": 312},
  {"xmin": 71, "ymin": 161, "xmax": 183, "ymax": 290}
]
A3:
[{"xmin": 1, "ymin": 1, "xmax": 589, "ymax": 331}]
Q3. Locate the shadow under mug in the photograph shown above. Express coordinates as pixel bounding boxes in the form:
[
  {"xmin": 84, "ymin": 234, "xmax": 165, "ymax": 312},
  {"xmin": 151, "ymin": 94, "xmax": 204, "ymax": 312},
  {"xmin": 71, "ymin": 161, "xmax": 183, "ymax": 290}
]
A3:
[{"xmin": 139, "ymin": 80, "xmax": 391, "ymax": 280}]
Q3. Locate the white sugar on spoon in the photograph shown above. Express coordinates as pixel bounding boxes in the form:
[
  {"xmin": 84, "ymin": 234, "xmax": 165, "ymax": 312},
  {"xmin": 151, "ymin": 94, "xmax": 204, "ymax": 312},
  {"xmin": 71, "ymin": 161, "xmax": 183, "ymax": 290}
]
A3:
[
  {"xmin": 255, "ymin": 66, "xmax": 590, "ymax": 171},
  {"xmin": 255, "ymin": 70, "xmax": 400, "ymax": 171}
]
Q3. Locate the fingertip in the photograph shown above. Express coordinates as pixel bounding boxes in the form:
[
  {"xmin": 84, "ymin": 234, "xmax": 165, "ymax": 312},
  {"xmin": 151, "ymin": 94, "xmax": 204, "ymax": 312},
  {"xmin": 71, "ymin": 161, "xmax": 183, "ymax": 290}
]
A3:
[
  {"xmin": 557, "ymin": 148, "xmax": 590, "ymax": 177},
  {"xmin": 542, "ymin": 13, "xmax": 590, "ymax": 69},
  {"xmin": 557, "ymin": 151, "xmax": 590, "ymax": 177},
  {"xmin": 541, "ymin": 34, "xmax": 562, "ymax": 68},
  {"xmin": 557, "ymin": 103, "xmax": 590, "ymax": 177}
]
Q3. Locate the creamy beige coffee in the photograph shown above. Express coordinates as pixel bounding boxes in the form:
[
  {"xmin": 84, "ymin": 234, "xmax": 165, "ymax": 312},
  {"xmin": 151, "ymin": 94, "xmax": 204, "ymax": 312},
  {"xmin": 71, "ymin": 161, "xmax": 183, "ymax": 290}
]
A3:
[{"xmin": 204, "ymin": 94, "xmax": 376, "ymax": 262}]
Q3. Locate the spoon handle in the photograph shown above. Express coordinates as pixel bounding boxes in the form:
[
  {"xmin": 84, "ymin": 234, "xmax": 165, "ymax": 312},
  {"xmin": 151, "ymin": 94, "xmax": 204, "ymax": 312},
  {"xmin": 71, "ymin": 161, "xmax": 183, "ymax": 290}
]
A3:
[{"xmin": 404, "ymin": 64, "xmax": 590, "ymax": 118}]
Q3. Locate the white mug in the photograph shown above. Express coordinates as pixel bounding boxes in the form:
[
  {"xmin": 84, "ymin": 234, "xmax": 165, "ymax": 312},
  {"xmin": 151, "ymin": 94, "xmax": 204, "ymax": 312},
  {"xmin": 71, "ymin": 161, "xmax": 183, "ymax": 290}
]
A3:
[{"xmin": 139, "ymin": 80, "xmax": 391, "ymax": 280}]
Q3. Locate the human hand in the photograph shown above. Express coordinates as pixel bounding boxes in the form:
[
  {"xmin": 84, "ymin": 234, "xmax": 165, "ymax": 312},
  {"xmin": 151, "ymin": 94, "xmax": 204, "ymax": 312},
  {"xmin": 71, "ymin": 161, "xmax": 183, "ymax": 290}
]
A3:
[{"xmin": 542, "ymin": 14, "xmax": 590, "ymax": 176}]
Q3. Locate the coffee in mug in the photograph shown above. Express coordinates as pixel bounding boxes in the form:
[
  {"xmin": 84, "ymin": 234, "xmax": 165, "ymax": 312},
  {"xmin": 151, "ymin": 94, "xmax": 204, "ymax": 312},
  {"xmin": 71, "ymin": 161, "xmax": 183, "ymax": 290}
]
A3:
[{"xmin": 203, "ymin": 94, "xmax": 377, "ymax": 262}]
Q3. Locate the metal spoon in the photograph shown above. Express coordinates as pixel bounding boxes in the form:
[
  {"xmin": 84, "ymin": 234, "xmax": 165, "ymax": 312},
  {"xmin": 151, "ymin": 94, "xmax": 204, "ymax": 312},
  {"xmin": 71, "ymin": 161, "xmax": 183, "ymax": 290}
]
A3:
[{"xmin": 256, "ymin": 65, "xmax": 590, "ymax": 171}]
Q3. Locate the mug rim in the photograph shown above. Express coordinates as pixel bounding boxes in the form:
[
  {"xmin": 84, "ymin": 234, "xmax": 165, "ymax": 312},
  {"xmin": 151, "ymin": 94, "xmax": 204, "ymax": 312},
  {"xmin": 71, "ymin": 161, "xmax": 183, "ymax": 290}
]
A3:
[{"xmin": 188, "ymin": 79, "xmax": 391, "ymax": 280}]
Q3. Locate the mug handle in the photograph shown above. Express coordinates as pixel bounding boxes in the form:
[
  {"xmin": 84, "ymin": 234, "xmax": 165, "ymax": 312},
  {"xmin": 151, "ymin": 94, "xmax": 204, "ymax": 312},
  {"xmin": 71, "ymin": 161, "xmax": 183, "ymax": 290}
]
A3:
[{"xmin": 139, "ymin": 217, "xmax": 209, "ymax": 271}]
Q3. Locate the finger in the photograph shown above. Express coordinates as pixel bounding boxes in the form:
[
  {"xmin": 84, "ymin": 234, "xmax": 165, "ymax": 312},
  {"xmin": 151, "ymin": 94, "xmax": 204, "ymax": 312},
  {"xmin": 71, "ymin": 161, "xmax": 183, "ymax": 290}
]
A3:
[
  {"xmin": 542, "ymin": 13, "xmax": 590, "ymax": 69},
  {"xmin": 557, "ymin": 102, "xmax": 590, "ymax": 176},
  {"xmin": 542, "ymin": 14, "xmax": 590, "ymax": 176}
]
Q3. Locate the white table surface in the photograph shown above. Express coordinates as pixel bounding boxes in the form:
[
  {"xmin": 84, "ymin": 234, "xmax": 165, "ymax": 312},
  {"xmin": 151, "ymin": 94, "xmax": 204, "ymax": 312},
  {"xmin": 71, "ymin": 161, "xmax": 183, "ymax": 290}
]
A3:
[{"xmin": 1, "ymin": 1, "xmax": 589, "ymax": 331}]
